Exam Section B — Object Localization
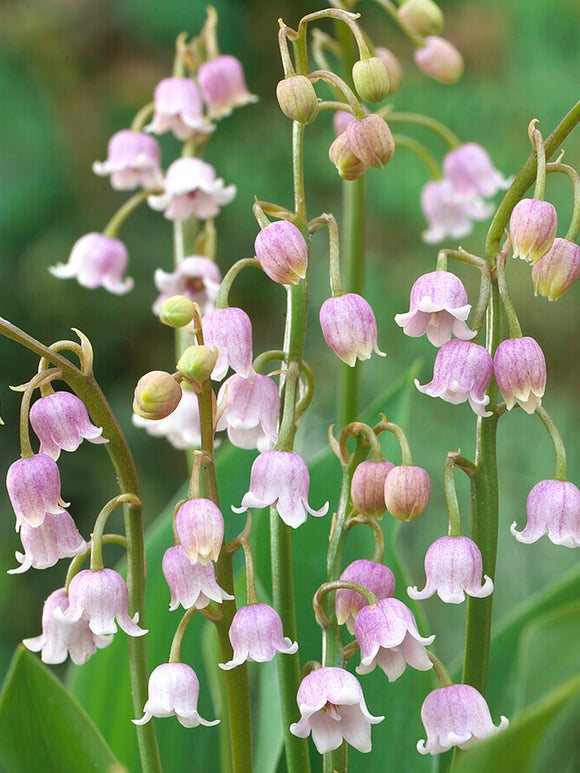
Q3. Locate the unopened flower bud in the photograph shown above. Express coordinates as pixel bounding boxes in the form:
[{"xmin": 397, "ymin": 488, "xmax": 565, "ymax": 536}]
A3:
[
  {"xmin": 276, "ymin": 76, "xmax": 319, "ymax": 124},
  {"xmin": 159, "ymin": 295, "xmax": 196, "ymax": 327},
  {"xmin": 254, "ymin": 221, "xmax": 308, "ymax": 285},
  {"xmin": 510, "ymin": 199, "xmax": 558, "ymax": 264},
  {"xmin": 133, "ymin": 371, "xmax": 182, "ymax": 420},
  {"xmin": 333, "ymin": 110, "xmax": 356, "ymax": 137},
  {"xmin": 329, "ymin": 132, "xmax": 368, "ymax": 181},
  {"xmin": 346, "ymin": 115, "xmax": 395, "ymax": 169},
  {"xmin": 351, "ymin": 460, "xmax": 395, "ymax": 519},
  {"xmin": 532, "ymin": 238, "xmax": 580, "ymax": 300},
  {"xmin": 398, "ymin": 0, "xmax": 444, "ymax": 37},
  {"xmin": 384, "ymin": 466, "xmax": 431, "ymax": 522},
  {"xmin": 177, "ymin": 345, "xmax": 218, "ymax": 383},
  {"xmin": 415, "ymin": 37, "xmax": 464, "ymax": 84},
  {"xmin": 352, "ymin": 58, "xmax": 389, "ymax": 103},
  {"xmin": 375, "ymin": 48, "xmax": 403, "ymax": 95}
]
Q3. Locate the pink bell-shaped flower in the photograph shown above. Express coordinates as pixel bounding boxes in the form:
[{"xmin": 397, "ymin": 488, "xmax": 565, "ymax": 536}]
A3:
[
  {"xmin": 216, "ymin": 373, "xmax": 280, "ymax": 452},
  {"xmin": 133, "ymin": 663, "xmax": 219, "ymax": 728},
  {"xmin": 219, "ymin": 603, "xmax": 298, "ymax": 670},
  {"xmin": 414, "ymin": 36, "xmax": 464, "ymax": 83},
  {"xmin": 153, "ymin": 256, "xmax": 222, "ymax": 316},
  {"xmin": 509, "ymin": 198, "xmax": 558, "ymax": 264},
  {"xmin": 59, "ymin": 568, "xmax": 147, "ymax": 637},
  {"xmin": 511, "ymin": 479, "xmax": 580, "ymax": 547},
  {"xmin": 408, "ymin": 536, "xmax": 494, "ymax": 603},
  {"xmin": 9, "ymin": 511, "xmax": 87, "ymax": 574},
  {"xmin": 420, "ymin": 178, "xmax": 493, "ymax": 244},
  {"xmin": 201, "ymin": 307, "xmax": 253, "ymax": 380},
  {"xmin": 290, "ymin": 667, "xmax": 384, "ymax": 754},
  {"xmin": 23, "ymin": 588, "xmax": 113, "ymax": 665},
  {"xmin": 133, "ymin": 389, "xmax": 201, "ymax": 450},
  {"xmin": 232, "ymin": 450, "xmax": 328, "ymax": 528},
  {"xmin": 443, "ymin": 143, "xmax": 511, "ymax": 199},
  {"xmin": 197, "ymin": 55, "xmax": 258, "ymax": 119},
  {"xmin": 92, "ymin": 129, "xmax": 163, "ymax": 190},
  {"xmin": 175, "ymin": 499, "xmax": 224, "ymax": 564},
  {"xmin": 395, "ymin": 271, "xmax": 476, "ymax": 347},
  {"xmin": 29, "ymin": 392, "xmax": 106, "ymax": 460},
  {"xmin": 532, "ymin": 238, "xmax": 580, "ymax": 300},
  {"xmin": 354, "ymin": 598, "xmax": 435, "ymax": 681},
  {"xmin": 148, "ymin": 157, "xmax": 236, "ymax": 221},
  {"xmin": 162, "ymin": 545, "xmax": 234, "ymax": 610},
  {"xmin": 319, "ymin": 293, "xmax": 386, "ymax": 367},
  {"xmin": 7, "ymin": 453, "xmax": 68, "ymax": 530},
  {"xmin": 50, "ymin": 233, "xmax": 134, "ymax": 294},
  {"xmin": 350, "ymin": 460, "xmax": 395, "ymax": 519},
  {"xmin": 493, "ymin": 336, "xmax": 546, "ymax": 414},
  {"xmin": 254, "ymin": 221, "xmax": 308, "ymax": 286},
  {"xmin": 415, "ymin": 339, "xmax": 494, "ymax": 417},
  {"xmin": 146, "ymin": 77, "xmax": 213, "ymax": 140},
  {"xmin": 417, "ymin": 684, "xmax": 508, "ymax": 754},
  {"xmin": 335, "ymin": 559, "xmax": 396, "ymax": 635}
]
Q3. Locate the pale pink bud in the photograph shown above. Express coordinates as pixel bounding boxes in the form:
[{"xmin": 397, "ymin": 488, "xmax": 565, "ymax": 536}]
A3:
[
  {"xmin": 511, "ymin": 479, "xmax": 580, "ymax": 547},
  {"xmin": 510, "ymin": 198, "xmax": 558, "ymax": 264},
  {"xmin": 319, "ymin": 293, "xmax": 386, "ymax": 367},
  {"xmin": 493, "ymin": 336, "xmax": 546, "ymax": 414},
  {"xmin": 443, "ymin": 143, "xmax": 511, "ymax": 199},
  {"xmin": 532, "ymin": 237, "xmax": 580, "ymax": 300},
  {"xmin": 7, "ymin": 454, "xmax": 67, "ymax": 530},
  {"xmin": 216, "ymin": 373, "xmax": 280, "ymax": 451},
  {"xmin": 276, "ymin": 75, "xmax": 319, "ymax": 124},
  {"xmin": 133, "ymin": 663, "xmax": 219, "ymax": 727},
  {"xmin": 175, "ymin": 498, "xmax": 224, "ymax": 564},
  {"xmin": 345, "ymin": 115, "xmax": 395, "ymax": 169},
  {"xmin": 350, "ymin": 460, "xmax": 395, "ymax": 519},
  {"xmin": 92, "ymin": 129, "xmax": 163, "ymax": 190},
  {"xmin": 384, "ymin": 465, "xmax": 431, "ymax": 522},
  {"xmin": 335, "ymin": 559, "xmax": 396, "ymax": 635},
  {"xmin": 333, "ymin": 110, "xmax": 356, "ymax": 136},
  {"xmin": 415, "ymin": 36, "xmax": 464, "ymax": 84},
  {"xmin": 375, "ymin": 48, "xmax": 403, "ymax": 95},
  {"xmin": 201, "ymin": 307, "xmax": 253, "ymax": 381},
  {"xmin": 329, "ymin": 131, "xmax": 369, "ymax": 180},
  {"xmin": 153, "ymin": 255, "xmax": 221, "ymax": 316},
  {"xmin": 9, "ymin": 511, "xmax": 87, "ymax": 574},
  {"xmin": 29, "ymin": 392, "xmax": 106, "ymax": 460},
  {"xmin": 254, "ymin": 221, "xmax": 308, "ymax": 285},
  {"xmin": 219, "ymin": 604, "xmax": 298, "ymax": 669},
  {"xmin": 146, "ymin": 77, "xmax": 213, "ymax": 140},
  {"xmin": 420, "ymin": 178, "xmax": 493, "ymax": 244},
  {"xmin": 49, "ymin": 233, "xmax": 134, "ymax": 294},
  {"xmin": 197, "ymin": 55, "xmax": 258, "ymax": 119},
  {"xmin": 162, "ymin": 544, "xmax": 234, "ymax": 610}
]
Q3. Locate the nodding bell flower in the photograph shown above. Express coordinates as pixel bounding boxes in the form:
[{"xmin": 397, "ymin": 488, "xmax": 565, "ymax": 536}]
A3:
[
  {"xmin": 511, "ymin": 479, "xmax": 580, "ymax": 547},
  {"xmin": 174, "ymin": 498, "xmax": 224, "ymax": 565},
  {"xmin": 421, "ymin": 178, "xmax": 493, "ymax": 245},
  {"xmin": 216, "ymin": 373, "xmax": 280, "ymax": 452},
  {"xmin": 23, "ymin": 588, "xmax": 113, "ymax": 665},
  {"xmin": 58, "ymin": 568, "xmax": 147, "ymax": 637},
  {"xmin": 29, "ymin": 392, "xmax": 106, "ymax": 460},
  {"xmin": 197, "ymin": 55, "xmax": 258, "ymax": 120},
  {"xmin": 408, "ymin": 536, "xmax": 494, "ymax": 604},
  {"xmin": 443, "ymin": 143, "xmax": 511, "ymax": 199},
  {"xmin": 415, "ymin": 339, "xmax": 494, "ymax": 417},
  {"xmin": 384, "ymin": 465, "xmax": 431, "ymax": 522},
  {"xmin": 219, "ymin": 604, "xmax": 298, "ymax": 670},
  {"xmin": 8, "ymin": 511, "xmax": 87, "ymax": 574},
  {"xmin": 148, "ymin": 157, "xmax": 236, "ymax": 221},
  {"xmin": 418, "ymin": 684, "xmax": 508, "ymax": 754},
  {"xmin": 493, "ymin": 336, "xmax": 546, "ymax": 414},
  {"xmin": 290, "ymin": 667, "xmax": 384, "ymax": 754},
  {"xmin": 532, "ymin": 238, "xmax": 580, "ymax": 300},
  {"xmin": 232, "ymin": 450, "xmax": 329, "ymax": 529},
  {"xmin": 153, "ymin": 255, "xmax": 222, "ymax": 317},
  {"xmin": 319, "ymin": 293, "xmax": 386, "ymax": 367},
  {"xmin": 7, "ymin": 454, "xmax": 68, "ymax": 531},
  {"xmin": 49, "ymin": 233, "xmax": 134, "ymax": 294},
  {"xmin": 414, "ymin": 36, "xmax": 464, "ymax": 84},
  {"xmin": 335, "ymin": 559, "xmax": 396, "ymax": 635},
  {"xmin": 354, "ymin": 598, "xmax": 435, "ymax": 681},
  {"xmin": 133, "ymin": 663, "xmax": 219, "ymax": 728},
  {"xmin": 162, "ymin": 545, "xmax": 234, "ymax": 610},
  {"xmin": 146, "ymin": 77, "xmax": 213, "ymax": 140},
  {"xmin": 345, "ymin": 114, "xmax": 395, "ymax": 169},
  {"xmin": 201, "ymin": 307, "xmax": 253, "ymax": 381},
  {"xmin": 509, "ymin": 198, "xmax": 558, "ymax": 264},
  {"xmin": 350, "ymin": 460, "xmax": 395, "ymax": 519},
  {"xmin": 254, "ymin": 220, "xmax": 308, "ymax": 286},
  {"xmin": 329, "ymin": 131, "xmax": 369, "ymax": 181},
  {"xmin": 395, "ymin": 271, "xmax": 476, "ymax": 347},
  {"xmin": 92, "ymin": 129, "xmax": 163, "ymax": 191},
  {"xmin": 133, "ymin": 388, "xmax": 202, "ymax": 450}
]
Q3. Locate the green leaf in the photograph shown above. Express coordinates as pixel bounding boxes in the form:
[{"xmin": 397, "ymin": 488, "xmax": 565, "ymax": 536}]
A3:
[{"xmin": 0, "ymin": 646, "xmax": 123, "ymax": 773}]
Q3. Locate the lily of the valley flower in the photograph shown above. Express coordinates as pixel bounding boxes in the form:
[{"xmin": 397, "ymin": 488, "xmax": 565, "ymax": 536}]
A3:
[
  {"xmin": 162, "ymin": 545, "xmax": 234, "ymax": 610},
  {"xmin": 493, "ymin": 336, "xmax": 546, "ymax": 414},
  {"xmin": 216, "ymin": 373, "xmax": 280, "ymax": 452},
  {"xmin": 219, "ymin": 604, "xmax": 298, "ymax": 670},
  {"xmin": 511, "ymin": 479, "xmax": 580, "ymax": 547},
  {"xmin": 92, "ymin": 129, "xmax": 163, "ymax": 190},
  {"xmin": 50, "ymin": 233, "xmax": 134, "ymax": 294},
  {"xmin": 30, "ymin": 392, "xmax": 106, "ymax": 460},
  {"xmin": 443, "ymin": 143, "xmax": 511, "ymax": 199},
  {"xmin": 420, "ymin": 178, "xmax": 493, "ymax": 245},
  {"xmin": 7, "ymin": 454, "xmax": 68, "ymax": 530},
  {"xmin": 8, "ymin": 511, "xmax": 87, "ymax": 574},
  {"xmin": 197, "ymin": 55, "xmax": 258, "ymax": 119},
  {"xmin": 335, "ymin": 560, "xmax": 396, "ymax": 634},
  {"xmin": 175, "ymin": 499, "xmax": 224, "ymax": 565},
  {"xmin": 319, "ymin": 293, "xmax": 386, "ymax": 367},
  {"xmin": 146, "ymin": 77, "xmax": 213, "ymax": 140},
  {"xmin": 510, "ymin": 198, "xmax": 558, "ymax": 264},
  {"xmin": 153, "ymin": 256, "xmax": 222, "ymax": 316},
  {"xmin": 201, "ymin": 307, "xmax": 253, "ymax": 380}
]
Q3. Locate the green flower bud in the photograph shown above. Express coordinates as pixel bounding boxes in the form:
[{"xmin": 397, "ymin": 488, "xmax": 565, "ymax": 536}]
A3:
[
  {"xmin": 276, "ymin": 76, "xmax": 319, "ymax": 124},
  {"xmin": 133, "ymin": 370, "xmax": 182, "ymax": 420},
  {"xmin": 177, "ymin": 345, "xmax": 218, "ymax": 382},
  {"xmin": 398, "ymin": 0, "xmax": 444, "ymax": 37},
  {"xmin": 352, "ymin": 57, "xmax": 390, "ymax": 103},
  {"xmin": 159, "ymin": 295, "xmax": 196, "ymax": 328}
]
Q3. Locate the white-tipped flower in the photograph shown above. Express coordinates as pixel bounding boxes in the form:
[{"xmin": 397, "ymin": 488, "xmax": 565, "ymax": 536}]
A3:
[
  {"xmin": 30, "ymin": 392, "xmax": 106, "ymax": 460},
  {"xmin": 175, "ymin": 498, "xmax": 224, "ymax": 564},
  {"xmin": 219, "ymin": 604, "xmax": 298, "ymax": 670},
  {"xmin": 320, "ymin": 293, "xmax": 386, "ymax": 367}
]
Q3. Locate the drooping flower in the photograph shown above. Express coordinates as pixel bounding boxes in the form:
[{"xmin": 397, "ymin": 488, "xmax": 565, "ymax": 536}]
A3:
[
  {"xmin": 49, "ymin": 233, "xmax": 134, "ymax": 294},
  {"xmin": 443, "ymin": 143, "xmax": 511, "ymax": 199},
  {"xmin": 493, "ymin": 336, "xmax": 546, "ymax": 414},
  {"xmin": 329, "ymin": 131, "xmax": 369, "ymax": 181},
  {"xmin": 146, "ymin": 77, "xmax": 213, "ymax": 140},
  {"xmin": 232, "ymin": 450, "xmax": 328, "ymax": 528},
  {"xmin": 175, "ymin": 499, "xmax": 224, "ymax": 564},
  {"xmin": 216, "ymin": 373, "xmax": 280, "ymax": 452},
  {"xmin": 153, "ymin": 256, "xmax": 222, "ymax": 316},
  {"xmin": 201, "ymin": 307, "xmax": 253, "ymax": 380},
  {"xmin": 162, "ymin": 545, "xmax": 234, "ymax": 610},
  {"xmin": 417, "ymin": 684, "xmax": 508, "ymax": 754},
  {"xmin": 345, "ymin": 114, "xmax": 394, "ymax": 169},
  {"xmin": 148, "ymin": 157, "xmax": 236, "ymax": 221},
  {"xmin": 133, "ymin": 388, "xmax": 202, "ymax": 449},
  {"xmin": 319, "ymin": 293, "xmax": 386, "ymax": 367},
  {"xmin": 58, "ymin": 568, "xmax": 147, "ymax": 637},
  {"xmin": 254, "ymin": 221, "xmax": 308, "ymax": 286},
  {"xmin": 133, "ymin": 663, "xmax": 220, "ymax": 728},
  {"xmin": 29, "ymin": 392, "xmax": 106, "ymax": 460},
  {"xmin": 23, "ymin": 588, "xmax": 113, "ymax": 665},
  {"xmin": 7, "ymin": 454, "xmax": 68, "ymax": 530},
  {"xmin": 420, "ymin": 178, "xmax": 493, "ymax": 244},
  {"xmin": 92, "ymin": 129, "xmax": 163, "ymax": 190},
  {"xmin": 532, "ymin": 238, "xmax": 580, "ymax": 300},
  {"xmin": 219, "ymin": 604, "xmax": 298, "ymax": 670},
  {"xmin": 510, "ymin": 198, "xmax": 558, "ymax": 264},
  {"xmin": 290, "ymin": 667, "xmax": 384, "ymax": 754},
  {"xmin": 414, "ymin": 36, "xmax": 464, "ymax": 84},
  {"xmin": 277, "ymin": 75, "xmax": 319, "ymax": 124},
  {"xmin": 335, "ymin": 560, "xmax": 396, "ymax": 634},
  {"xmin": 394, "ymin": 271, "xmax": 476, "ymax": 347},
  {"xmin": 408, "ymin": 536, "xmax": 494, "ymax": 603},
  {"xmin": 511, "ymin": 479, "xmax": 580, "ymax": 547},
  {"xmin": 350, "ymin": 460, "xmax": 395, "ymax": 519},
  {"xmin": 8, "ymin": 511, "xmax": 87, "ymax": 574},
  {"xmin": 415, "ymin": 339, "xmax": 494, "ymax": 417},
  {"xmin": 384, "ymin": 465, "xmax": 431, "ymax": 522},
  {"xmin": 197, "ymin": 55, "xmax": 258, "ymax": 119},
  {"xmin": 354, "ymin": 598, "xmax": 435, "ymax": 681}
]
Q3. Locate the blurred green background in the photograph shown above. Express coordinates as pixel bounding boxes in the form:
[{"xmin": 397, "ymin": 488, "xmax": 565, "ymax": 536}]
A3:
[{"xmin": 0, "ymin": 0, "xmax": 579, "ymax": 762}]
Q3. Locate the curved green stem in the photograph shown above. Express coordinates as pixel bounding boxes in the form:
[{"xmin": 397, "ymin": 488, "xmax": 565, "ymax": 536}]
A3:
[
  {"xmin": 103, "ymin": 190, "xmax": 152, "ymax": 238},
  {"xmin": 443, "ymin": 453, "xmax": 462, "ymax": 537},
  {"xmin": 374, "ymin": 419, "xmax": 413, "ymax": 465},
  {"xmin": 546, "ymin": 162, "xmax": 580, "ymax": 242},
  {"xmin": 90, "ymin": 494, "xmax": 141, "ymax": 571},
  {"xmin": 393, "ymin": 134, "xmax": 442, "ymax": 180},
  {"xmin": 536, "ymin": 406, "xmax": 568, "ymax": 481},
  {"xmin": 383, "ymin": 111, "xmax": 461, "ymax": 149},
  {"xmin": 168, "ymin": 607, "xmax": 197, "ymax": 663},
  {"xmin": 215, "ymin": 258, "xmax": 262, "ymax": 309},
  {"xmin": 496, "ymin": 254, "xmax": 522, "ymax": 338}
]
